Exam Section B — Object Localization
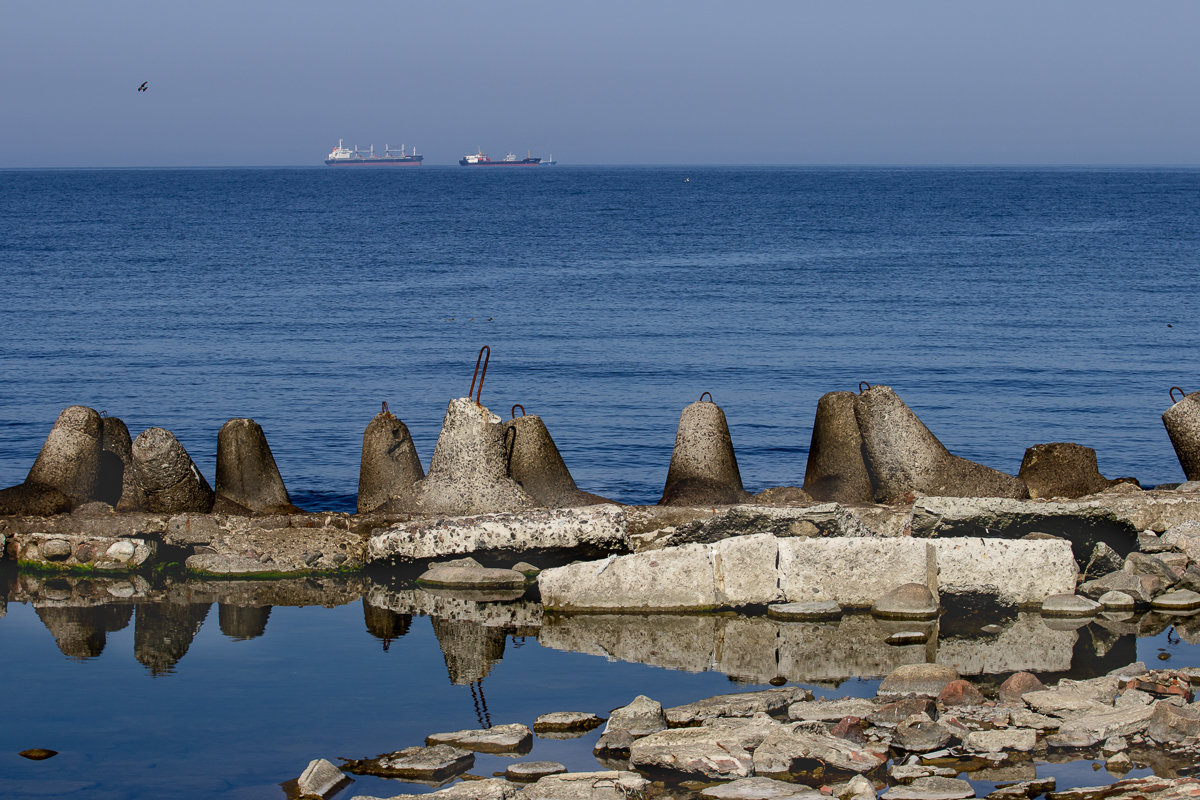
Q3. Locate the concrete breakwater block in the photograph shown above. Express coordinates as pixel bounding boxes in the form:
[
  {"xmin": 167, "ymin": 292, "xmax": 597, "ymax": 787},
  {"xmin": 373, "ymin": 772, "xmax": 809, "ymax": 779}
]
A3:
[
  {"xmin": 26, "ymin": 405, "xmax": 104, "ymax": 505},
  {"xmin": 1017, "ymin": 442, "xmax": 1115, "ymax": 499},
  {"xmin": 778, "ymin": 537, "xmax": 937, "ymax": 609},
  {"xmin": 803, "ymin": 390, "xmax": 874, "ymax": 503},
  {"xmin": 660, "ymin": 396, "xmax": 752, "ymax": 506},
  {"xmin": 503, "ymin": 413, "xmax": 611, "ymax": 508},
  {"xmin": 131, "ymin": 428, "xmax": 214, "ymax": 513},
  {"xmin": 214, "ymin": 418, "xmax": 300, "ymax": 514},
  {"xmin": 930, "ymin": 537, "xmax": 1078, "ymax": 606},
  {"xmin": 97, "ymin": 417, "xmax": 147, "ymax": 511},
  {"xmin": 1163, "ymin": 388, "xmax": 1200, "ymax": 481},
  {"xmin": 357, "ymin": 405, "xmax": 424, "ymax": 514},
  {"xmin": 854, "ymin": 385, "xmax": 1028, "ymax": 503},
  {"xmin": 408, "ymin": 397, "xmax": 536, "ymax": 516}
]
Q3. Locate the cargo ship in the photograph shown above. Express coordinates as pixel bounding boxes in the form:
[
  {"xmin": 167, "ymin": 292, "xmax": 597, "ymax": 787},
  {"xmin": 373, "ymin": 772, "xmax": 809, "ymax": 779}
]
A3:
[
  {"xmin": 459, "ymin": 149, "xmax": 542, "ymax": 166},
  {"xmin": 325, "ymin": 139, "xmax": 422, "ymax": 166}
]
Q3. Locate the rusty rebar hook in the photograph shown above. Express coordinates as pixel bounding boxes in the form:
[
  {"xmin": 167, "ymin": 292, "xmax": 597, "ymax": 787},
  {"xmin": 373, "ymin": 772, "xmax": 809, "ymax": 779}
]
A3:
[
  {"xmin": 503, "ymin": 425, "xmax": 517, "ymax": 477},
  {"xmin": 1170, "ymin": 386, "xmax": 1187, "ymax": 404},
  {"xmin": 381, "ymin": 401, "xmax": 389, "ymax": 414},
  {"xmin": 468, "ymin": 345, "xmax": 490, "ymax": 405},
  {"xmin": 511, "ymin": 404, "xmax": 526, "ymax": 418},
  {"xmin": 858, "ymin": 382, "xmax": 872, "ymax": 393},
  {"xmin": 699, "ymin": 392, "xmax": 713, "ymax": 403}
]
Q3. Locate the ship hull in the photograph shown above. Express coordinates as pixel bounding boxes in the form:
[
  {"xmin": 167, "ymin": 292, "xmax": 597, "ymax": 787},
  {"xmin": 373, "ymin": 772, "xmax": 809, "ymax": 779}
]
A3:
[
  {"xmin": 325, "ymin": 157, "xmax": 423, "ymax": 166},
  {"xmin": 459, "ymin": 158, "xmax": 541, "ymax": 166}
]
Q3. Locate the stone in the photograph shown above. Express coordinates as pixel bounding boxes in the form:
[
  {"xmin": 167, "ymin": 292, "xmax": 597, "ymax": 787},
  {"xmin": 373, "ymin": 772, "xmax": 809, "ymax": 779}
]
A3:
[
  {"xmin": 1125, "ymin": 552, "xmax": 1180, "ymax": 586},
  {"xmin": 1041, "ymin": 594, "xmax": 1100, "ymax": 617},
  {"xmin": 937, "ymin": 679, "xmax": 985, "ymax": 707},
  {"xmin": 791, "ymin": 698, "xmax": 880, "ymax": 723},
  {"xmin": 0, "ymin": 481, "xmax": 72, "ymax": 515},
  {"xmin": 1055, "ymin": 703, "xmax": 1158, "ymax": 741},
  {"xmin": 853, "ymin": 385, "xmax": 1027, "ymax": 503},
  {"xmin": 214, "ymin": 418, "xmax": 300, "ymax": 514},
  {"xmin": 1152, "ymin": 589, "xmax": 1200, "ymax": 611},
  {"xmin": 893, "ymin": 714, "xmax": 953, "ymax": 753},
  {"xmin": 533, "ymin": 711, "xmax": 604, "ymax": 734},
  {"xmin": 606, "ymin": 695, "xmax": 668, "ymax": 737},
  {"xmin": 998, "ymin": 672, "xmax": 1045, "ymax": 704},
  {"xmin": 1163, "ymin": 388, "xmax": 1200, "ymax": 481},
  {"xmin": 347, "ymin": 778, "xmax": 519, "ymax": 800},
  {"xmin": 872, "ymin": 583, "xmax": 939, "ymax": 619},
  {"xmin": 1098, "ymin": 591, "xmax": 1137, "ymax": 610},
  {"xmin": 1146, "ymin": 701, "xmax": 1200, "ymax": 742},
  {"xmin": 1163, "ymin": 521, "xmax": 1200, "ymax": 562},
  {"xmin": 521, "ymin": 770, "xmax": 649, "ymax": 800},
  {"xmin": 296, "ymin": 758, "xmax": 351, "ymax": 798},
  {"xmin": 407, "ymin": 398, "xmax": 536, "ymax": 515},
  {"xmin": 878, "ymin": 664, "xmax": 960, "ymax": 698},
  {"xmin": 425, "ymin": 723, "xmax": 532, "ymax": 754},
  {"xmin": 131, "ymin": 427, "xmax": 214, "ymax": 513},
  {"xmin": 340, "ymin": 744, "xmax": 474, "ymax": 781},
  {"xmin": 891, "ymin": 765, "xmax": 959, "ymax": 783},
  {"xmin": 660, "ymin": 396, "xmax": 752, "ymax": 506},
  {"xmin": 25, "ymin": 405, "xmax": 103, "ymax": 504},
  {"xmin": 931, "ymin": 537, "xmax": 1078, "ymax": 607},
  {"xmin": 1178, "ymin": 566, "xmax": 1200, "ymax": 593},
  {"xmin": 803, "ymin": 391, "xmax": 874, "ymax": 504},
  {"xmin": 754, "ymin": 486, "xmax": 814, "ymax": 505},
  {"xmin": 504, "ymin": 761, "xmax": 567, "ymax": 782},
  {"xmin": 701, "ymin": 776, "xmax": 824, "ymax": 799},
  {"xmin": 417, "ymin": 564, "xmax": 527, "ymax": 590},
  {"xmin": 1084, "ymin": 542, "xmax": 1125, "ymax": 580},
  {"xmin": 715, "ymin": 534, "xmax": 786, "ymax": 607},
  {"xmin": 97, "ymin": 416, "xmax": 146, "ymax": 511},
  {"xmin": 357, "ymin": 405, "xmax": 424, "ymax": 513},
  {"xmin": 830, "ymin": 716, "xmax": 868, "ymax": 744},
  {"xmin": 963, "ymin": 729, "xmax": 1038, "ymax": 753},
  {"xmin": 593, "ymin": 729, "xmax": 634, "ymax": 757},
  {"xmin": 1018, "ymin": 443, "xmax": 1113, "ymax": 499},
  {"xmin": 1007, "ymin": 709, "xmax": 1060, "ymax": 730},
  {"xmin": 629, "ymin": 725, "xmax": 757, "ymax": 779},
  {"xmin": 868, "ymin": 698, "xmax": 936, "ymax": 727},
  {"xmin": 503, "ymin": 413, "xmax": 610, "ymax": 508},
  {"xmin": 511, "ymin": 561, "xmax": 540, "ymax": 577},
  {"xmin": 665, "ymin": 687, "xmax": 813, "ymax": 726},
  {"xmin": 41, "ymin": 538, "xmax": 72, "ymax": 560},
  {"xmin": 882, "ymin": 777, "xmax": 975, "ymax": 800},
  {"xmin": 769, "ymin": 600, "xmax": 843, "ymax": 621},
  {"xmin": 1079, "ymin": 571, "xmax": 1167, "ymax": 605},
  {"xmin": 752, "ymin": 729, "xmax": 887, "ymax": 776}
]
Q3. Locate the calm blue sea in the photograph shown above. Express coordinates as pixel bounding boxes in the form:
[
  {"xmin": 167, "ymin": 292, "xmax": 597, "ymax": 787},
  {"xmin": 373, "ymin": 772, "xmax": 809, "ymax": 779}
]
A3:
[{"xmin": 3, "ymin": 167, "xmax": 1199, "ymax": 507}]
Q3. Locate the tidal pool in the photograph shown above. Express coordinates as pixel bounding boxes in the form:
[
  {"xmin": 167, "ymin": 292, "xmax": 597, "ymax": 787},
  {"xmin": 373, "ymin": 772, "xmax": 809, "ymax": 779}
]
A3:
[{"xmin": 1, "ymin": 566, "xmax": 1197, "ymax": 799}]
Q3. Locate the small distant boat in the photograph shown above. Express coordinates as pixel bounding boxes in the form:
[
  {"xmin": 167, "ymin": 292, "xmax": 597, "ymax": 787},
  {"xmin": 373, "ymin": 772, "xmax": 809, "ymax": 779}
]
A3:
[
  {"xmin": 460, "ymin": 149, "xmax": 542, "ymax": 166},
  {"xmin": 542, "ymin": 154, "xmax": 556, "ymax": 166},
  {"xmin": 325, "ymin": 139, "xmax": 422, "ymax": 166}
]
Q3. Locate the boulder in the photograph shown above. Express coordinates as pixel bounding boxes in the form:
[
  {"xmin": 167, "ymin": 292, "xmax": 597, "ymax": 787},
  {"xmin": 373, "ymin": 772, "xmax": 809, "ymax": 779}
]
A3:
[
  {"xmin": 407, "ymin": 398, "xmax": 536, "ymax": 515},
  {"xmin": 1162, "ymin": 520, "xmax": 1200, "ymax": 562},
  {"xmin": 998, "ymin": 672, "xmax": 1045, "ymax": 704},
  {"xmin": 25, "ymin": 405, "xmax": 103, "ymax": 504},
  {"xmin": 521, "ymin": 770, "xmax": 648, "ymax": 800},
  {"xmin": 605, "ymin": 695, "xmax": 667, "ymax": 737},
  {"xmin": 340, "ymin": 744, "xmax": 473, "ymax": 781},
  {"xmin": 130, "ymin": 427, "xmax": 214, "ymax": 513},
  {"xmin": 867, "ymin": 698, "xmax": 937, "ymax": 727},
  {"xmin": 1084, "ymin": 542, "xmax": 1124, "ymax": 580},
  {"xmin": 425, "ymin": 722, "xmax": 532, "ymax": 754},
  {"xmin": 752, "ymin": 729, "xmax": 887, "ymax": 776},
  {"xmin": 504, "ymin": 761, "xmax": 566, "ymax": 782},
  {"xmin": 963, "ymin": 729, "xmax": 1038, "ymax": 753},
  {"xmin": 1163, "ymin": 388, "xmax": 1200, "ymax": 481},
  {"xmin": 629, "ymin": 725, "xmax": 757, "ymax": 779},
  {"xmin": 417, "ymin": 564, "xmax": 527, "ymax": 590},
  {"xmin": 357, "ymin": 405, "xmax": 423, "ymax": 514},
  {"xmin": 937, "ymin": 679, "xmax": 985, "ymax": 707},
  {"xmin": 1124, "ymin": 553, "xmax": 1179, "ymax": 586},
  {"xmin": 878, "ymin": 663, "xmax": 960, "ymax": 698},
  {"xmin": 1018, "ymin": 443, "xmax": 1112, "ymax": 499},
  {"xmin": 664, "ymin": 687, "xmax": 812, "ymax": 726},
  {"xmin": 853, "ymin": 385, "xmax": 1027, "ymax": 503},
  {"xmin": 1079, "ymin": 572, "xmax": 1167, "ymax": 605},
  {"xmin": 803, "ymin": 391, "xmax": 874, "ymax": 503},
  {"xmin": 1055, "ymin": 702, "xmax": 1158, "ymax": 742},
  {"xmin": 503, "ymin": 413, "xmax": 610, "ymax": 508},
  {"xmin": 214, "ymin": 418, "xmax": 300, "ymax": 514},
  {"xmin": 660, "ymin": 396, "xmax": 752, "ymax": 506},
  {"xmin": 790, "ymin": 698, "xmax": 880, "ymax": 723},
  {"xmin": 533, "ymin": 711, "xmax": 605, "ymax": 734},
  {"xmin": 893, "ymin": 714, "xmax": 953, "ymax": 753},
  {"xmin": 1145, "ymin": 701, "xmax": 1200, "ymax": 742},
  {"xmin": 295, "ymin": 758, "xmax": 351, "ymax": 799}
]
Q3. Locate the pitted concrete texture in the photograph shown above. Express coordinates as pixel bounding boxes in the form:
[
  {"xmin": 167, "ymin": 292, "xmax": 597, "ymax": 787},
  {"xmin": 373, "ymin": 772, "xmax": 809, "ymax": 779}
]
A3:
[
  {"xmin": 1163, "ymin": 390, "xmax": 1200, "ymax": 481},
  {"xmin": 931, "ymin": 537, "xmax": 1078, "ymax": 606},
  {"xmin": 503, "ymin": 414, "xmax": 610, "ymax": 508},
  {"xmin": 98, "ymin": 417, "xmax": 146, "ymax": 511},
  {"xmin": 804, "ymin": 391, "xmax": 874, "ymax": 503},
  {"xmin": 540, "ymin": 543, "xmax": 720, "ymax": 611},
  {"xmin": 660, "ymin": 398, "xmax": 752, "ymax": 506},
  {"xmin": 131, "ymin": 427, "xmax": 214, "ymax": 513},
  {"xmin": 26, "ymin": 405, "xmax": 103, "ymax": 504},
  {"xmin": 357, "ymin": 408, "xmax": 424, "ymax": 514},
  {"xmin": 854, "ymin": 385, "xmax": 1028, "ymax": 503},
  {"xmin": 9, "ymin": 531, "xmax": 155, "ymax": 570},
  {"xmin": 1018, "ymin": 442, "xmax": 1113, "ymax": 499},
  {"xmin": 778, "ymin": 537, "xmax": 938, "ymax": 609},
  {"xmin": 0, "ymin": 482, "xmax": 72, "ymax": 516},
  {"xmin": 409, "ymin": 398, "xmax": 535, "ymax": 515},
  {"xmin": 215, "ymin": 418, "xmax": 298, "ymax": 514}
]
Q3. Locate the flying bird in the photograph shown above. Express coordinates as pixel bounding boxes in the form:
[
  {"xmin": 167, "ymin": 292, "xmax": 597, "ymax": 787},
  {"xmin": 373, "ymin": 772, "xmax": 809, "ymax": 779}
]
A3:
[{"xmin": 137, "ymin": 82, "xmax": 148, "ymax": 92}]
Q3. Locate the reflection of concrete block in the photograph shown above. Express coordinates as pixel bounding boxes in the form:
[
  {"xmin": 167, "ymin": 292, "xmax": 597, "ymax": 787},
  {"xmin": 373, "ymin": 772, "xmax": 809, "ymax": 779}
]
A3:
[
  {"xmin": 932, "ymin": 538, "xmax": 1077, "ymax": 606},
  {"xmin": 538, "ymin": 613, "xmax": 720, "ymax": 673},
  {"xmin": 935, "ymin": 613, "xmax": 1075, "ymax": 675},
  {"xmin": 540, "ymin": 544, "xmax": 718, "ymax": 611},
  {"xmin": 715, "ymin": 617, "xmax": 781, "ymax": 682},
  {"xmin": 779, "ymin": 538, "xmax": 936, "ymax": 608},
  {"xmin": 715, "ymin": 534, "xmax": 783, "ymax": 607}
]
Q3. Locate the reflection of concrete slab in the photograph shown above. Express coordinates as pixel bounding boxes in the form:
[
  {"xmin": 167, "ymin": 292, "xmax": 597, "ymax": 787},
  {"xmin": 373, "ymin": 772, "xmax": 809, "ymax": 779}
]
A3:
[
  {"xmin": 936, "ymin": 614, "xmax": 1075, "ymax": 675},
  {"xmin": 364, "ymin": 586, "xmax": 543, "ymax": 628}
]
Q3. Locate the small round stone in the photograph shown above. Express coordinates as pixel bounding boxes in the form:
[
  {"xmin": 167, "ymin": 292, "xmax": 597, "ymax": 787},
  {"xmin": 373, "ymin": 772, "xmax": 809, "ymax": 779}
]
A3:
[
  {"xmin": 106, "ymin": 541, "xmax": 136, "ymax": 562},
  {"xmin": 1040, "ymin": 593, "xmax": 1100, "ymax": 617},
  {"xmin": 1098, "ymin": 590, "xmax": 1137, "ymax": 610},
  {"xmin": 505, "ymin": 761, "xmax": 567, "ymax": 782},
  {"xmin": 1151, "ymin": 589, "xmax": 1200, "ymax": 612},
  {"xmin": 767, "ymin": 600, "xmax": 843, "ymax": 621},
  {"xmin": 41, "ymin": 539, "xmax": 72, "ymax": 561}
]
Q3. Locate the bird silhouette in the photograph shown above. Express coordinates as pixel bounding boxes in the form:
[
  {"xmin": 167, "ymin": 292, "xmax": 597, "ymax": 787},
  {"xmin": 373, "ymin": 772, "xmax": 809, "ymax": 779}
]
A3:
[{"xmin": 138, "ymin": 82, "xmax": 148, "ymax": 92}]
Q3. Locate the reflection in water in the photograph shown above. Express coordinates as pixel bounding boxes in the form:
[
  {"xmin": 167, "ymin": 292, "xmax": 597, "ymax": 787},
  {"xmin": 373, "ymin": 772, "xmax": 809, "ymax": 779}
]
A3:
[
  {"xmin": 361, "ymin": 598, "xmax": 412, "ymax": 651},
  {"xmin": 431, "ymin": 617, "xmax": 507, "ymax": 685},
  {"xmin": 35, "ymin": 605, "xmax": 133, "ymax": 659},
  {"xmin": 134, "ymin": 600, "xmax": 212, "ymax": 676},
  {"xmin": 217, "ymin": 603, "xmax": 272, "ymax": 640}
]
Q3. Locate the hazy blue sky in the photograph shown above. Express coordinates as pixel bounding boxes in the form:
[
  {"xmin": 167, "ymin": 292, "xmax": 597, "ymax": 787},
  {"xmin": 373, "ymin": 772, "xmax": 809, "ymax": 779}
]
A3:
[{"xmin": 4, "ymin": 0, "xmax": 1199, "ymax": 167}]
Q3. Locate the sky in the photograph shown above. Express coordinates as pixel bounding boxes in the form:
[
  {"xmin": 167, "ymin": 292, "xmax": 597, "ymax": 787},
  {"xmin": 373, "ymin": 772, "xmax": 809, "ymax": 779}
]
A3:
[{"xmin": 3, "ymin": 0, "xmax": 1200, "ymax": 167}]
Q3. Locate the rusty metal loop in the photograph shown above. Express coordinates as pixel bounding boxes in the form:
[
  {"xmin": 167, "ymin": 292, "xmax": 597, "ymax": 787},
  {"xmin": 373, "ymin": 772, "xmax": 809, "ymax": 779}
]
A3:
[
  {"xmin": 699, "ymin": 392, "xmax": 713, "ymax": 403},
  {"xmin": 468, "ymin": 345, "xmax": 490, "ymax": 405},
  {"xmin": 511, "ymin": 404, "xmax": 525, "ymax": 418},
  {"xmin": 381, "ymin": 401, "xmax": 389, "ymax": 414},
  {"xmin": 858, "ymin": 382, "xmax": 872, "ymax": 393},
  {"xmin": 1170, "ymin": 386, "xmax": 1187, "ymax": 404},
  {"xmin": 99, "ymin": 410, "xmax": 107, "ymax": 418},
  {"xmin": 503, "ymin": 425, "xmax": 517, "ymax": 478}
]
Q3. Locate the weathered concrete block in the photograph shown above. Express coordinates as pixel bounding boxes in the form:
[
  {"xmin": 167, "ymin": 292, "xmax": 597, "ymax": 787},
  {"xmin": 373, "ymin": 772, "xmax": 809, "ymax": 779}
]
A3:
[
  {"xmin": 803, "ymin": 391, "xmax": 874, "ymax": 503},
  {"xmin": 778, "ymin": 537, "xmax": 937, "ymax": 608},
  {"xmin": 504, "ymin": 413, "xmax": 610, "ymax": 508},
  {"xmin": 931, "ymin": 537, "xmax": 1078, "ymax": 606},
  {"xmin": 1018, "ymin": 443, "xmax": 1113, "ymax": 499},
  {"xmin": 539, "ymin": 543, "xmax": 719, "ymax": 611},
  {"xmin": 714, "ymin": 534, "xmax": 783, "ymax": 606},
  {"xmin": 26, "ymin": 405, "xmax": 103, "ymax": 504},
  {"xmin": 357, "ymin": 405, "xmax": 424, "ymax": 514},
  {"xmin": 1163, "ymin": 389, "xmax": 1200, "ymax": 481},
  {"xmin": 131, "ymin": 427, "xmax": 214, "ymax": 513},
  {"xmin": 214, "ymin": 418, "xmax": 298, "ymax": 514},
  {"xmin": 660, "ymin": 397, "xmax": 752, "ymax": 506},
  {"xmin": 97, "ymin": 416, "xmax": 146, "ymax": 511}
]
